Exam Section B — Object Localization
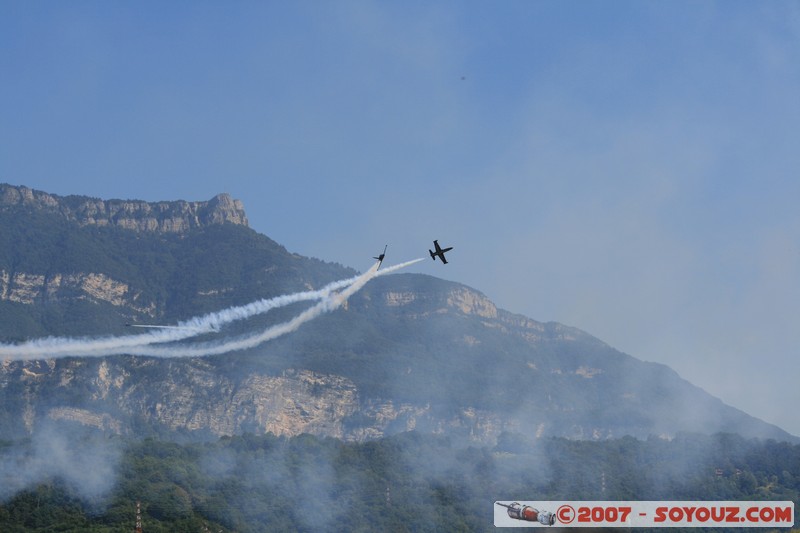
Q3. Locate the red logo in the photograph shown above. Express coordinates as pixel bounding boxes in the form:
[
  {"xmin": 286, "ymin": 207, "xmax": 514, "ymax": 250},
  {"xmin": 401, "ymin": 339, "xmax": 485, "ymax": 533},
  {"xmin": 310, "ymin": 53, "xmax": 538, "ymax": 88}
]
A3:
[{"xmin": 557, "ymin": 505, "xmax": 576, "ymax": 524}]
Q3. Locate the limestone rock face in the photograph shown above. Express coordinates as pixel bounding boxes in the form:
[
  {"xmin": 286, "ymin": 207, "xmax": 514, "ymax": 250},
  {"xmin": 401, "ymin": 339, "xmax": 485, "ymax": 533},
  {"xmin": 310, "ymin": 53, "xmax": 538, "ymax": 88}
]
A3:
[
  {"xmin": 0, "ymin": 184, "xmax": 248, "ymax": 233},
  {"xmin": 0, "ymin": 358, "xmax": 523, "ymax": 444},
  {"xmin": 0, "ymin": 270, "xmax": 156, "ymax": 315}
]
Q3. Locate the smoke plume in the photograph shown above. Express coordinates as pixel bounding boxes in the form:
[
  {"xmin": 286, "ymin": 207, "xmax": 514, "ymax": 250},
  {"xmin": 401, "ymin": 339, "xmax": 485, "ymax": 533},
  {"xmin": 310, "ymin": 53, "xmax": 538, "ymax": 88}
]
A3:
[{"xmin": 0, "ymin": 258, "xmax": 422, "ymax": 361}]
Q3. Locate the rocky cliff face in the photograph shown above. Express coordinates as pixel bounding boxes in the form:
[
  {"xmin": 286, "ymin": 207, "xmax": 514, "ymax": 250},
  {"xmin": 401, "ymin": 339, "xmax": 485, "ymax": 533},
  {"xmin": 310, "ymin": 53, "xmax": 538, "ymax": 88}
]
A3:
[
  {"xmin": 2, "ymin": 279, "xmax": 793, "ymax": 445},
  {"xmin": 0, "ymin": 276, "xmax": 557, "ymax": 444},
  {"xmin": 0, "ymin": 270, "xmax": 156, "ymax": 315},
  {"xmin": 1, "ymin": 352, "xmax": 514, "ymax": 444},
  {"xmin": 0, "ymin": 184, "xmax": 248, "ymax": 233}
]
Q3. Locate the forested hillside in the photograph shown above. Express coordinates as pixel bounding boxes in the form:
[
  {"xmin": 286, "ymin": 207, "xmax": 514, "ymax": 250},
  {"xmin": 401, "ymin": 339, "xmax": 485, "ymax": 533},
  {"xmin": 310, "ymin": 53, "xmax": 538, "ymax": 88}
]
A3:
[{"xmin": 0, "ymin": 430, "xmax": 798, "ymax": 532}]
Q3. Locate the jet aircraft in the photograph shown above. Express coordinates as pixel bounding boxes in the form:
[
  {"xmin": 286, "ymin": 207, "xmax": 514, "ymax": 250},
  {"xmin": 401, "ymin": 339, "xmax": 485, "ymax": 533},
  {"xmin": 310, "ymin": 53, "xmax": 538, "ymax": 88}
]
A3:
[
  {"xmin": 429, "ymin": 240, "xmax": 453, "ymax": 264},
  {"xmin": 373, "ymin": 245, "xmax": 387, "ymax": 267}
]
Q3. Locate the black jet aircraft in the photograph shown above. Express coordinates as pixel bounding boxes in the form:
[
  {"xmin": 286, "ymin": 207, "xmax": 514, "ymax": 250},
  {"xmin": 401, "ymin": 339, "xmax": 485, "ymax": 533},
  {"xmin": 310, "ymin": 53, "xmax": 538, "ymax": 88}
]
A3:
[
  {"xmin": 429, "ymin": 240, "xmax": 453, "ymax": 264},
  {"xmin": 373, "ymin": 245, "xmax": 387, "ymax": 267}
]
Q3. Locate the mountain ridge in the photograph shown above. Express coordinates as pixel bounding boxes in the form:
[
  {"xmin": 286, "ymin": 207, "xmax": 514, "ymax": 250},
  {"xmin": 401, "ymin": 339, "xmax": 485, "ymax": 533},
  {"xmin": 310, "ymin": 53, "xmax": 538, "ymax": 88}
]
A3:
[
  {"xmin": 0, "ymin": 185, "xmax": 795, "ymax": 445},
  {"xmin": 0, "ymin": 183, "xmax": 248, "ymax": 233}
]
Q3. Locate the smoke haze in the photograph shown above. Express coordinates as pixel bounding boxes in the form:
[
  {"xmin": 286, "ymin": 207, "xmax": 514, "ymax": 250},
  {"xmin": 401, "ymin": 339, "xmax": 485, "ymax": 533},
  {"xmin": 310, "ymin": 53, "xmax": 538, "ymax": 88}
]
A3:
[{"xmin": 0, "ymin": 422, "xmax": 122, "ymax": 506}]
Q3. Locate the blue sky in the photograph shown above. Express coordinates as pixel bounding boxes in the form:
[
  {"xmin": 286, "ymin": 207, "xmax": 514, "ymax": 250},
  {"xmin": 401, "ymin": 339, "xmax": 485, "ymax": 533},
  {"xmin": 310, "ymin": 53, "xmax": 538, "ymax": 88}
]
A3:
[{"xmin": 2, "ymin": 1, "xmax": 799, "ymax": 436}]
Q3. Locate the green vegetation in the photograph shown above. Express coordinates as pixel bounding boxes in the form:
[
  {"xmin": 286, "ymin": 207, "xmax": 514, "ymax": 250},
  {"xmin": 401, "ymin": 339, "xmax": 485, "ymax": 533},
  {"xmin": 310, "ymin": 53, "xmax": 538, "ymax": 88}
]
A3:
[
  {"xmin": 0, "ymin": 205, "xmax": 353, "ymax": 338},
  {"xmin": 0, "ymin": 431, "xmax": 797, "ymax": 532}
]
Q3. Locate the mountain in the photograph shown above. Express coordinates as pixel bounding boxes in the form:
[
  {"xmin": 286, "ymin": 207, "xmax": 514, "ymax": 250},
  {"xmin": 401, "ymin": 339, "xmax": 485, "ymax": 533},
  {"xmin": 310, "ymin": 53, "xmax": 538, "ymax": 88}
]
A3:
[
  {"xmin": 0, "ymin": 184, "xmax": 352, "ymax": 339},
  {"xmin": 0, "ymin": 183, "xmax": 795, "ymax": 444}
]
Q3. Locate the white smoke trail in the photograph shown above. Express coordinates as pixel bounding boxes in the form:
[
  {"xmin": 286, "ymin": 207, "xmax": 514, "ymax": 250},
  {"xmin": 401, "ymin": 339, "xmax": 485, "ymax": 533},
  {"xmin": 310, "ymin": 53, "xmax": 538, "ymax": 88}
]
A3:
[
  {"xmin": 0, "ymin": 258, "xmax": 422, "ymax": 360},
  {"xmin": 0, "ymin": 271, "xmax": 369, "ymax": 360},
  {"xmin": 0, "ymin": 272, "xmax": 363, "ymax": 360},
  {"xmin": 116, "ymin": 258, "xmax": 423, "ymax": 358}
]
